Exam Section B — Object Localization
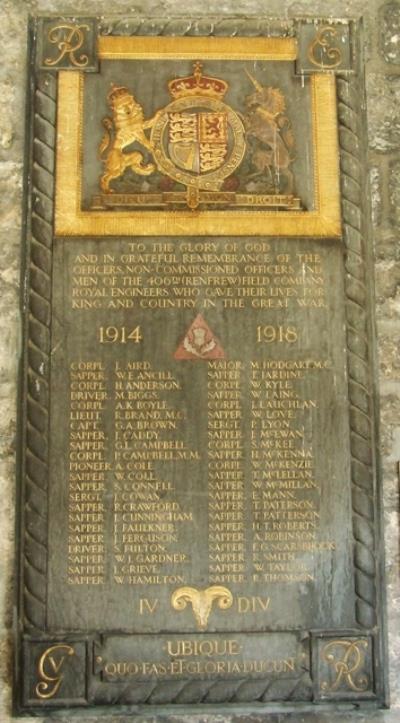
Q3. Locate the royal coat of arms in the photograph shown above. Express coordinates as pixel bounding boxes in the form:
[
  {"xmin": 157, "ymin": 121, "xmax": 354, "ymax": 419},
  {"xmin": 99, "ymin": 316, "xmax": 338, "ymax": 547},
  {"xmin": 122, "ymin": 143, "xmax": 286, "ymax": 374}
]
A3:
[{"xmin": 95, "ymin": 62, "xmax": 300, "ymax": 210}]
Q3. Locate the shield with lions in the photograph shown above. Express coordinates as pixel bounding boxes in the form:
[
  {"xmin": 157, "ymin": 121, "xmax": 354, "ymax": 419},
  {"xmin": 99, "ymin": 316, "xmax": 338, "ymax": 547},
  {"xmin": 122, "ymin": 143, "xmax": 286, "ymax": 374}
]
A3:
[
  {"xmin": 168, "ymin": 111, "xmax": 228, "ymax": 174},
  {"xmin": 150, "ymin": 62, "xmax": 246, "ymax": 192}
]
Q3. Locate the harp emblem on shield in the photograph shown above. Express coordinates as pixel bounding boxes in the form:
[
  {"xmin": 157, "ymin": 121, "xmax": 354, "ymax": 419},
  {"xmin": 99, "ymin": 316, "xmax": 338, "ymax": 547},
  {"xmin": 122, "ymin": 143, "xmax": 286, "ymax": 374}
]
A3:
[{"xmin": 150, "ymin": 62, "xmax": 246, "ymax": 194}]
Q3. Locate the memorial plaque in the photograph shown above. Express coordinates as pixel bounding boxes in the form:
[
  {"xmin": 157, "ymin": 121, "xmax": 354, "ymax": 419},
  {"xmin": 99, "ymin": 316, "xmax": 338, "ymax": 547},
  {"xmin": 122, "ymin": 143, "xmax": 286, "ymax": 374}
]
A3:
[{"xmin": 16, "ymin": 15, "xmax": 388, "ymax": 714}]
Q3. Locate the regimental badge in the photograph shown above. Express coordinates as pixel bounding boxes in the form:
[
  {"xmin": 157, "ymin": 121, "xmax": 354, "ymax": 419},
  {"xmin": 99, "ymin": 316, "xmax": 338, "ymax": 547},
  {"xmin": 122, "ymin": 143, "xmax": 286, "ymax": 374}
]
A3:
[
  {"xmin": 174, "ymin": 314, "xmax": 225, "ymax": 361},
  {"xmin": 94, "ymin": 62, "xmax": 301, "ymax": 211}
]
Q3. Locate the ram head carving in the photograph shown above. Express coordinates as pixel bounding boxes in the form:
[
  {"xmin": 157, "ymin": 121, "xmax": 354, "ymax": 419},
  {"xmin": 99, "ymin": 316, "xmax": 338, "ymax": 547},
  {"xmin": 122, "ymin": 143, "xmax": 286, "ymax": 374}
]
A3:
[{"xmin": 171, "ymin": 585, "xmax": 233, "ymax": 630}]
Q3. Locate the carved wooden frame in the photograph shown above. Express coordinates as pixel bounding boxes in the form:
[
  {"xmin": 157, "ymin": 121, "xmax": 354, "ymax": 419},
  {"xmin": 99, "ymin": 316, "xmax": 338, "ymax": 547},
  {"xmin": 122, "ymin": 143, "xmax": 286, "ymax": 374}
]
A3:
[{"xmin": 16, "ymin": 15, "xmax": 387, "ymax": 713}]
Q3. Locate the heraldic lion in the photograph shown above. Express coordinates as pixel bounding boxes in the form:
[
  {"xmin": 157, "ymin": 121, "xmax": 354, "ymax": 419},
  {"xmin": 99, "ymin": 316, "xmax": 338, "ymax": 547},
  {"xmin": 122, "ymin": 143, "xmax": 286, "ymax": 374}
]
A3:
[{"xmin": 99, "ymin": 84, "xmax": 159, "ymax": 193}]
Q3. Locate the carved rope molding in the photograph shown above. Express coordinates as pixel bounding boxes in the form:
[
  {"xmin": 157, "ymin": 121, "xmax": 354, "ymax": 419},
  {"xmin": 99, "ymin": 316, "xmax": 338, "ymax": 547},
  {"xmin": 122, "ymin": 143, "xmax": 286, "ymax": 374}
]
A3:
[
  {"xmin": 92, "ymin": 670, "xmax": 312, "ymax": 705},
  {"xmin": 23, "ymin": 72, "xmax": 56, "ymax": 631},
  {"xmin": 337, "ymin": 74, "xmax": 377, "ymax": 629},
  {"xmin": 99, "ymin": 16, "xmax": 293, "ymax": 37}
]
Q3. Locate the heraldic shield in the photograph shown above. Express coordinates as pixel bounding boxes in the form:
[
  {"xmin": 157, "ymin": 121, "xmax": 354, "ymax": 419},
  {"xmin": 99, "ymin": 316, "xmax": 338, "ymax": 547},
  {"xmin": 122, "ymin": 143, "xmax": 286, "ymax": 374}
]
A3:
[
  {"xmin": 151, "ymin": 62, "xmax": 246, "ymax": 193},
  {"xmin": 168, "ymin": 111, "xmax": 228, "ymax": 175}
]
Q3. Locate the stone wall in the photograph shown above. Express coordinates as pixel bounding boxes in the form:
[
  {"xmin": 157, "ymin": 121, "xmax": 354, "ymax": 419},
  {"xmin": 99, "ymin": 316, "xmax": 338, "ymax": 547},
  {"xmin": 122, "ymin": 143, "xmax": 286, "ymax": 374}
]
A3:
[{"xmin": 0, "ymin": 0, "xmax": 399, "ymax": 720}]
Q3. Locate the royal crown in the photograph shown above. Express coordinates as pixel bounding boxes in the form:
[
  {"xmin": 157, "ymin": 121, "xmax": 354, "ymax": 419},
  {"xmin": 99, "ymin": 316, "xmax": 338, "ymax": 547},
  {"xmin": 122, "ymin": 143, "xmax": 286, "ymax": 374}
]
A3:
[
  {"xmin": 107, "ymin": 84, "xmax": 132, "ymax": 108},
  {"xmin": 168, "ymin": 62, "xmax": 228, "ymax": 100}
]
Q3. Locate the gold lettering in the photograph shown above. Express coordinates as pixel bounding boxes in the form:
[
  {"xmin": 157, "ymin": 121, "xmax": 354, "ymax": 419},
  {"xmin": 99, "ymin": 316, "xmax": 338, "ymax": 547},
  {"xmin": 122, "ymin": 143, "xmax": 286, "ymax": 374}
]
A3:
[{"xmin": 139, "ymin": 598, "xmax": 159, "ymax": 614}]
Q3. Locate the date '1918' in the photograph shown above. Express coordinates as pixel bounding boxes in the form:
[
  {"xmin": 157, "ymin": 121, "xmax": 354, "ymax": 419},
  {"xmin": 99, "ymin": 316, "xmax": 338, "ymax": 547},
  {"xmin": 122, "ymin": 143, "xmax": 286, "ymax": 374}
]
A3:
[{"xmin": 256, "ymin": 325, "xmax": 298, "ymax": 343}]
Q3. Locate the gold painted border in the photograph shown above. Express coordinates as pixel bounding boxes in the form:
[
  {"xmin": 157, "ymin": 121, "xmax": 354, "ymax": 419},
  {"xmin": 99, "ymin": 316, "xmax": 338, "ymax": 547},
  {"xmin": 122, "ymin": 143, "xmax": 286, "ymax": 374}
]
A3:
[
  {"xmin": 97, "ymin": 36, "xmax": 298, "ymax": 60},
  {"xmin": 55, "ymin": 37, "xmax": 341, "ymax": 237}
]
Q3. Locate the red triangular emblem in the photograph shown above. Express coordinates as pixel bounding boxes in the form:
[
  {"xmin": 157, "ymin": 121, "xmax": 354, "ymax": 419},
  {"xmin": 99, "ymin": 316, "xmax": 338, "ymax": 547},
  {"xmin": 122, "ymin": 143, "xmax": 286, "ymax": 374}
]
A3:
[{"xmin": 174, "ymin": 314, "xmax": 225, "ymax": 361}]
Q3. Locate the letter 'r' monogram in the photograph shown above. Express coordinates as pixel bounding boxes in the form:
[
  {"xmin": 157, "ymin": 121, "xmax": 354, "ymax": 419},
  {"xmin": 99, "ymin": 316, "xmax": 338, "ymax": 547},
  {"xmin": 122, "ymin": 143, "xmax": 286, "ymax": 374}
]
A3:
[
  {"xmin": 35, "ymin": 644, "xmax": 75, "ymax": 699},
  {"xmin": 44, "ymin": 24, "xmax": 90, "ymax": 68}
]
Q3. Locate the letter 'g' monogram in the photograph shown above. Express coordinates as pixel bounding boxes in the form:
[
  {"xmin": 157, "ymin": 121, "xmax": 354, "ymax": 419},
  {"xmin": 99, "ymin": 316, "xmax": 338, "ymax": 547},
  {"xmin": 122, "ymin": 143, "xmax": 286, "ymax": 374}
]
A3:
[{"xmin": 35, "ymin": 644, "xmax": 75, "ymax": 699}]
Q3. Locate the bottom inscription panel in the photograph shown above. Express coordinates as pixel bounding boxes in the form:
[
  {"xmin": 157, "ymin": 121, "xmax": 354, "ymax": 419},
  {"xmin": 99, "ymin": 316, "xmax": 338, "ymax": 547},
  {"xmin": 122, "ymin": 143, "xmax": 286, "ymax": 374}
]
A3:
[
  {"xmin": 95, "ymin": 632, "xmax": 304, "ymax": 682},
  {"xmin": 22, "ymin": 632, "xmax": 376, "ymax": 706}
]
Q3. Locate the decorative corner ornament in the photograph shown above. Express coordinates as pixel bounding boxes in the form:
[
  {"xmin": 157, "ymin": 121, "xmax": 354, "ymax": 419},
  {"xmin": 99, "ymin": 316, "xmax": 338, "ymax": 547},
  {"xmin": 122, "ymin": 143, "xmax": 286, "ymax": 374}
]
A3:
[
  {"xmin": 35, "ymin": 644, "xmax": 75, "ymax": 699},
  {"xmin": 296, "ymin": 21, "xmax": 353, "ymax": 74},
  {"xmin": 22, "ymin": 640, "xmax": 87, "ymax": 706},
  {"xmin": 171, "ymin": 586, "xmax": 233, "ymax": 629},
  {"xmin": 308, "ymin": 27, "xmax": 343, "ymax": 69},
  {"xmin": 39, "ymin": 17, "xmax": 98, "ymax": 71},
  {"xmin": 313, "ymin": 635, "xmax": 375, "ymax": 700},
  {"xmin": 321, "ymin": 639, "xmax": 369, "ymax": 693}
]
